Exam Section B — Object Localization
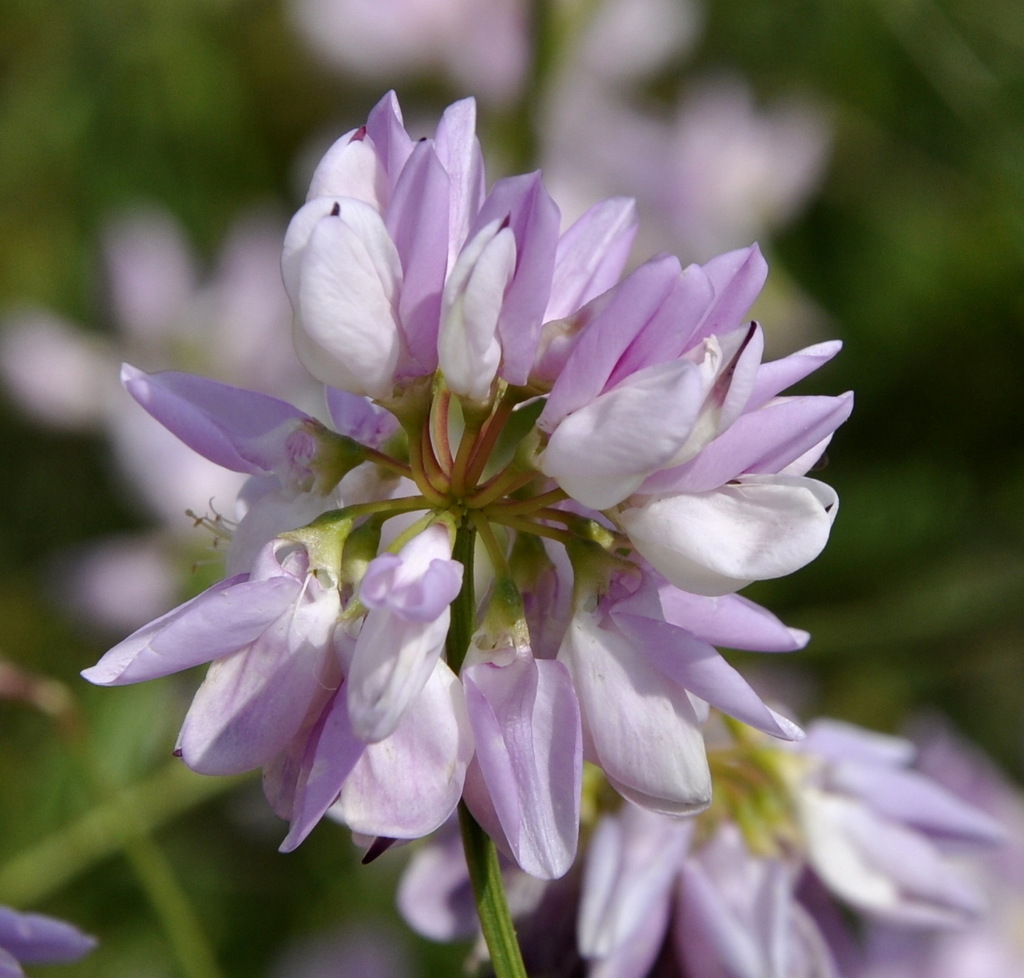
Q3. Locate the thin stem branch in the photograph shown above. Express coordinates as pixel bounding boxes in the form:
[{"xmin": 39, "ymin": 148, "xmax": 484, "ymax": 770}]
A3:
[
  {"xmin": 489, "ymin": 487, "xmax": 568, "ymax": 517},
  {"xmin": 485, "ymin": 512, "xmax": 577, "ymax": 546}
]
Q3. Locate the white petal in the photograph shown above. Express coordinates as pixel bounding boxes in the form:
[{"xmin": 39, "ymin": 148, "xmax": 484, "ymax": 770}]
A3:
[
  {"xmin": 293, "ymin": 200, "xmax": 403, "ymax": 398},
  {"xmin": 620, "ymin": 475, "xmax": 838, "ymax": 595},
  {"xmin": 438, "ymin": 220, "xmax": 515, "ymax": 401},
  {"xmin": 539, "ymin": 359, "xmax": 704, "ymax": 509}
]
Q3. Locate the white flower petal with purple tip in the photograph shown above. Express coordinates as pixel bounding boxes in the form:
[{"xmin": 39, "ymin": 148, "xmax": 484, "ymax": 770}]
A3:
[
  {"xmin": 462, "ymin": 650, "xmax": 582, "ymax": 879},
  {"xmin": 347, "ymin": 525, "xmax": 463, "ymax": 742}
]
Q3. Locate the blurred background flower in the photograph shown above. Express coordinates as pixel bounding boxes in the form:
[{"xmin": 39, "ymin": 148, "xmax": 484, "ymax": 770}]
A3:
[{"xmin": 1, "ymin": 0, "xmax": 1022, "ymax": 974}]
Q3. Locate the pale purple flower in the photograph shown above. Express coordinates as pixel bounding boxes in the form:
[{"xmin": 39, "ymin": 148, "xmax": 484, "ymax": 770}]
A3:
[
  {"xmin": 851, "ymin": 721, "xmax": 1024, "ymax": 978},
  {"xmin": 83, "ymin": 92, "xmax": 849, "ymax": 877},
  {"xmin": 0, "ymin": 906, "xmax": 95, "ymax": 977},
  {"xmin": 347, "ymin": 524, "xmax": 463, "ymax": 741},
  {"xmin": 790, "ymin": 719, "xmax": 1004, "ymax": 928},
  {"xmin": 399, "ymin": 717, "xmax": 1004, "ymax": 977}
]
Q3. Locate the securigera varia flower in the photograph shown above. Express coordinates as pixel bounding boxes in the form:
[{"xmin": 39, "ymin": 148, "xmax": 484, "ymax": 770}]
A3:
[{"xmin": 84, "ymin": 92, "xmax": 852, "ymax": 880}]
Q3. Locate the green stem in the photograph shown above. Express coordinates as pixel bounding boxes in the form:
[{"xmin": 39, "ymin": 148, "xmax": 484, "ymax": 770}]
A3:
[
  {"xmin": 444, "ymin": 523, "xmax": 477, "ymax": 675},
  {"xmin": 459, "ymin": 803, "xmax": 528, "ymax": 978},
  {"xmin": 0, "ymin": 761, "xmax": 242, "ymax": 906},
  {"xmin": 444, "ymin": 523, "xmax": 527, "ymax": 976}
]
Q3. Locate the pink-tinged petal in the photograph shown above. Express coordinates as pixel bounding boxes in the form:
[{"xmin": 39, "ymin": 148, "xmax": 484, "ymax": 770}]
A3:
[
  {"xmin": 539, "ymin": 358, "xmax": 705, "ymax": 509},
  {"xmin": 293, "ymin": 200, "xmax": 404, "ymax": 398},
  {"xmin": 558, "ymin": 609, "xmax": 711, "ymax": 815},
  {"xmin": 620, "ymin": 475, "xmax": 838, "ymax": 596},
  {"xmin": 539, "ymin": 255, "xmax": 681, "ymax": 428},
  {"xmin": 282, "ymin": 197, "xmax": 337, "ymax": 303},
  {"xmin": 385, "ymin": 140, "xmax": 449, "ymax": 373},
  {"xmin": 611, "ymin": 612, "xmax": 802, "ymax": 741},
  {"xmin": 364, "ymin": 91, "xmax": 415, "ymax": 195},
  {"xmin": 545, "ymin": 196, "xmax": 637, "ymax": 320},
  {"xmin": 81, "ymin": 573, "xmax": 300, "ymax": 685},
  {"xmin": 324, "ymin": 389, "xmax": 399, "ymax": 447},
  {"xmin": 433, "ymin": 97, "xmax": 486, "ymax": 263},
  {"xmin": 0, "ymin": 907, "xmax": 96, "ymax": 965},
  {"xmin": 802, "ymin": 719, "xmax": 915, "ymax": 767},
  {"xmin": 800, "ymin": 791, "xmax": 984, "ymax": 927},
  {"xmin": 120, "ymin": 364, "xmax": 309, "ymax": 475},
  {"xmin": 645, "ymin": 393, "xmax": 854, "ymax": 494},
  {"xmin": 397, "ymin": 824, "xmax": 478, "ymax": 941},
  {"xmin": 278, "ymin": 688, "xmax": 367, "ymax": 852},
  {"xmin": 305, "ymin": 127, "xmax": 385, "ymax": 207},
  {"xmin": 604, "ymin": 264, "xmax": 717, "ymax": 385},
  {"xmin": 658, "ymin": 587, "xmax": 809, "ymax": 652},
  {"xmin": 578, "ymin": 803, "xmax": 688, "ymax": 960},
  {"xmin": 347, "ymin": 600, "xmax": 450, "ymax": 743},
  {"xmin": 439, "ymin": 219, "xmax": 516, "ymax": 401},
  {"xmin": 359, "ymin": 524, "xmax": 463, "ymax": 622},
  {"xmin": 472, "ymin": 173, "xmax": 561, "ymax": 385},
  {"xmin": 463, "ymin": 654, "xmax": 582, "ymax": 879},
  {"xmin": 331, "ymin": 661, "xmax": 472, "ymax": 838},
  {"xmin": 588, "ymin": 898, "xmax": 673, "ymax": 978},
  {"xmin": 176, "ymin": 583, "xmax": 341, "ymax": 775},
  {"xmin": 348, "ymin": 526, "xmax": 462, "ymax": 741},
  {"xmin": 826, "ymin": 762, "xmax": 1005, "ymax": 845},
  {"xmin": 675, "ymin": 828, "xmax": 810, "ymax": 978},
  {"xmin": 690, "ymin": 244, "xmax": 768, "ymax": 344},
  {"xmin": 748, "ymin": 340, "xmax": 844, "ymax": 410}
]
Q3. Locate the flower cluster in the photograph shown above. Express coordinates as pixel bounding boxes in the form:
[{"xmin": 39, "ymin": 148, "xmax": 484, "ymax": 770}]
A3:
[
  {"xmin": 399, "ymin": 719, "xmax": 1004, "ymax": 978},
  {"xmin": 83, "ymin": 92, "xmax": 852, "ymax": 881}
]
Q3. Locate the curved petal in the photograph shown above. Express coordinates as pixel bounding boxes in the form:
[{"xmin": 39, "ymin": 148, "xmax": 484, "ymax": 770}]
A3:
[
  {"xmin": 293, "ymin": 200, "xmax": 404, "ymax": 398},
  {"xmin": 545, "ymin": 196, "xmax": 637, "ymax": 320},
  {"xmin": 332, "ymin": 662, "xmax": 473, "ymax": 839},
  {"xmin": 0, "ymin": 907, "xmax": 96, "ymax": 966},
  {"xmin": 645, "ymin": 393, "xmax": 853, "ymax": 494},
  {"xmin": 347, "ymin": 602, "xmax": 450, "ymax": 743},
  {"xmin": 278, "ymin": 688, "xmax": 367, "ymax": 852},
  {"xmin": 472, "ymin": 173, "xmax": 560, "ymax": 385},
  {"xmin": 386, "ymin": 140, "xmax": 450, "ymax": 373},
  {"xmin": 611, "ymin": 611, "xmax": 802, "ymax": 741},
  {"xmin": 81, "ymin": 573, "xmax": 300, "ymax": 685},
  {"xmin": 121, "ymin": 365, "xmax": 309, "ymax": 475},
  {"xmin": 463, "ymin": 654, "xmax": 582, "ymax": 879},
  {"xmin": 439, "ymin": 219, "xmax": 516, "ymax": 401},
  {"xmin": 539, "ymin": 358, "xmax": 704, "ymax": 509},
  {"xmin": 578, "ymin": 803, "xmax": 688, "ymax": 960},
  {"xmin": 433, "ymin": 96, "xmax": 485, "ymax": 264},
  {"xmin": 658, "ymin": 587, "xmax": 809, "ymax": 652},
  {"xmin": 558, "ymin": 608, "xmax": 711, "ymax": 815},
  {"xmin": 620, "ymin": 475, "xmax": 838, "ymax": 595},
  {"xmin": 177, "ymin": 583, "xmax": 341, "ymax": 775}
]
